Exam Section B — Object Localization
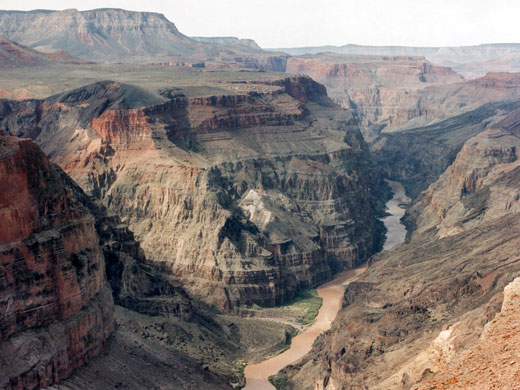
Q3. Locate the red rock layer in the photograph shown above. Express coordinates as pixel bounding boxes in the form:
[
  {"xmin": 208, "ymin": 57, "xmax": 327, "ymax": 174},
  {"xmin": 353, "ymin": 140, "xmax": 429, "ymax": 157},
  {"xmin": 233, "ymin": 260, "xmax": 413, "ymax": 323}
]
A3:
[{"xmin": 0, "ymin": 133, "xmax": 114, "ymax": 389}]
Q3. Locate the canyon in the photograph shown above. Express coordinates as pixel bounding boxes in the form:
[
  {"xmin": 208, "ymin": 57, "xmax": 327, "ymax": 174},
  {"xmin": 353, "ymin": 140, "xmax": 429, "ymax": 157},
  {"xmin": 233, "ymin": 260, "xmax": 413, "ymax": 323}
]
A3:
[
  {"xmin": 1, "ymin": 6, "xmax": 520, "ymax": 390},
  {"xmin": 0, "ymin": 73, "xmax": 386, "ymax": 312}
]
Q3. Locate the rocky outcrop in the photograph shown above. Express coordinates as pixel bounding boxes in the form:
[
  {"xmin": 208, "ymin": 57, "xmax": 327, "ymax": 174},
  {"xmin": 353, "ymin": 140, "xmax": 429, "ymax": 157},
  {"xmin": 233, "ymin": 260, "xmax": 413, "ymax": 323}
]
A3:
[
  {"xmin": 0, "ymin": 9, "xmax": 278, "ymax": 64},
  {"xmin": 286, "ymin": 54, "xmax": 465, "ymax": 139},
  {"xmin": 413, "ymin": 276, "xmax": 520, "ymax": 390},
  {"xmin": 407, "ymin": 109, "xmax": 520, "ymax": 237},
  {"xmin": 0, "ymin": 131, "xmax": 115, "ymax": 389},
  {"xmin": 0, "ymin": 76, "xmax": 386, "ymax": 311}
]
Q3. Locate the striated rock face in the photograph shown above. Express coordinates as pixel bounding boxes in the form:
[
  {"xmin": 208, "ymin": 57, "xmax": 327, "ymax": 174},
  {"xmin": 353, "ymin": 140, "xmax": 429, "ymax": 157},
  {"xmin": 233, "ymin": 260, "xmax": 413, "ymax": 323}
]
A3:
[
  {"xmin": 275, "ymin": 106, "xmax": 520, "ymax": 389},
  {"xmin": 0, "ymin": 131, "xmax": 115, "ymax": 389},
  {"xmin": 407, "ymin": 110, "xmax": 520, "ymax": 237},
  {"xmin": 0, "ymin": 9, "xmax": 281, "ymax": 65},
  {"xmin": 371, "ymin": 100, "xmax": 520, "ymax": 200},
  {"xmin": 286, "ymin": 54, "xmax": 465, "ymax": 138},
  {"xmin": 288, "ymin": 54, "xmax": 520, "ymax": 140},
  {"xmin": 1, "ymin": 76, "xmax": 386, "ymax": 311}
]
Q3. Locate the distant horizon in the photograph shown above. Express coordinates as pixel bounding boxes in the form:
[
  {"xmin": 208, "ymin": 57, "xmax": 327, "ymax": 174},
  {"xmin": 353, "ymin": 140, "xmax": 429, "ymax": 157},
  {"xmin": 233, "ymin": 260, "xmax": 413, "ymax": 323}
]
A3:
[{"xmin": 2, "ymin": 1, "xmax": 519, "ymax": 48}]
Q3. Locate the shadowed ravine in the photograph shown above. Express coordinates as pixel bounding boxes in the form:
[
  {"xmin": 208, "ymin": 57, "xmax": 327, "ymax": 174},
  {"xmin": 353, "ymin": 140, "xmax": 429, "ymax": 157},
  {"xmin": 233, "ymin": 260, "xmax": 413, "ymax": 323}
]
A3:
[{"xmin": 243, "ymin": 181, "xmax": 410, "ymax": 389}]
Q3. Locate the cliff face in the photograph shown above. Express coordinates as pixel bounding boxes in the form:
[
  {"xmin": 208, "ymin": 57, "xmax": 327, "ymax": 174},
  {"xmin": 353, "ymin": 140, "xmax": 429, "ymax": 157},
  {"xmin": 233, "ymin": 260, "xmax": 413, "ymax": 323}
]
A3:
[
  {"xmin": 0, "ymin": 132, "xmax": 115, "ymax": 389},
  {"xmin": 407, "ymin": 111, "xmax": 520, "ymax": 237},
  {"xmin": 288, "ymin": 55, "xmax": 520, "ymax": 139},
  {"xmin": 275, "ymin": 103, "xmax": 520, "ymax": 390},
  {"xmin": 286, "ymin": 55, "xmax": 464, "ymax": 139},
  {"xmin": 0, "ymin": 9, "xmax": 278, "ymax": 65},
  {"xmin": 371, "ymin": 100, "xmax": 520, "ymax": 200},
  {"xmin": 1, "ymin": 76, "xmax": 385, "ymax": 311}
]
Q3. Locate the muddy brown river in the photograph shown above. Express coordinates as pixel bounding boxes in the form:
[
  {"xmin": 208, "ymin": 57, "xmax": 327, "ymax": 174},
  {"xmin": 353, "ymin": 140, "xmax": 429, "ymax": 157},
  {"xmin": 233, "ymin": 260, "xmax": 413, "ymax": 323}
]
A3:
[{"xmin": 243, "ymin": 180, "xmax": 410, "ymax": 390}]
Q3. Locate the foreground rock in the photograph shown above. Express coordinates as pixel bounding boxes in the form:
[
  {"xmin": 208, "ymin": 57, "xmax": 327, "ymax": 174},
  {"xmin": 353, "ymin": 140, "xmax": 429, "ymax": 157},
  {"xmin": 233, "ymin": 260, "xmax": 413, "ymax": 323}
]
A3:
[
  {"xmin": 0, "ymin": 75, "xmax": 386, "ymax": 311},
  {"xmin": 0, "ymin": 131, "xmax": 114, "ymax": 389}
]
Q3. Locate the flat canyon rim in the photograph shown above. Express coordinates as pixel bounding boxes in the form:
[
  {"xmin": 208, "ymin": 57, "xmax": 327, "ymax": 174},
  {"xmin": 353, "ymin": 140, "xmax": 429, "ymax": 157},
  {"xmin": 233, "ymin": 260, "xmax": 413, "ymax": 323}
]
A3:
[{"xmin": 243, "ymin": 181, "xmax": 410, "ymax": 389}]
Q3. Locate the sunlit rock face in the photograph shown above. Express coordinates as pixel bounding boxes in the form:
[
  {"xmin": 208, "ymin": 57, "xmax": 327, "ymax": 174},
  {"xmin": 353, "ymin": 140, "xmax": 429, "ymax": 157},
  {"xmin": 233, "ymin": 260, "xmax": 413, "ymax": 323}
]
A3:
[
  {"xmin": 275, "ymin": 101, "xmax": 520, "ymax": 390},
  {"xmin": 1, "ymin": 76, "xmax": 386, "ymax": 310}
]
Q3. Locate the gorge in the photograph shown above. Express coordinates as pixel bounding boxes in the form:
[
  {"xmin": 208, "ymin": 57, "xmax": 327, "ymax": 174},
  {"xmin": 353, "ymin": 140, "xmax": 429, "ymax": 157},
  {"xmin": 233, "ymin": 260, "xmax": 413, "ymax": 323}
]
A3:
[
  {"xmin": 243, "ymin": 180, "xmax": 410, "ymax": 389},
  {"xmin": 0, "ymin": 5, "xmax": 519, "ymax": 390}
]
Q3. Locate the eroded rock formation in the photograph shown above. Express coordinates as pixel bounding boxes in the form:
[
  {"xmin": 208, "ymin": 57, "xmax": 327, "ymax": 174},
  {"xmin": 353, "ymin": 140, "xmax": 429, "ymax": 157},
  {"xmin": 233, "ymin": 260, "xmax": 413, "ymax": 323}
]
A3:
[
  {"xmin": 275, "ymin": 104, "xmax": 520, "ymax": 389},
  {"xmin": 0, "ymin": 131, "xmax": 114, "ymax": 389},
  {"xmin": 0, "ymin": 76, "xmax": 386, "ymax": 311}
]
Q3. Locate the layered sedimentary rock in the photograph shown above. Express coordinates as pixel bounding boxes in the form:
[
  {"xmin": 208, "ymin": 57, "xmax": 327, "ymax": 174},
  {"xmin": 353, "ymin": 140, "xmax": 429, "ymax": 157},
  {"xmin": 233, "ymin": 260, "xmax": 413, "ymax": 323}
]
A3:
[
  {"xmin": 0, "ymin": 131, "xmax": 114, "ymax": 389},
  {"xmin": 288, "ymin": 55, "xmax": 520, "ymax": 139},
  {"xmin": 0, "ymin": 8, "xmax": 285, "ymax": 68},
  {"xmin": 372, "ymin": 100, "xmax": 520, "ymax": 199},
  {"xmin": 286, "ymin": 54, "xmax": 464, "ymax": 138},
  {"xmin": 407, "ymin": 109, "xmax": 520, "ymax": 237},
  {"xmin": 275, "ymin": 107, "xmax": 520, "ymax": 389},
  {"xmin": 1, "ymin": 76, "xmax": 385, "ymax": 310}
]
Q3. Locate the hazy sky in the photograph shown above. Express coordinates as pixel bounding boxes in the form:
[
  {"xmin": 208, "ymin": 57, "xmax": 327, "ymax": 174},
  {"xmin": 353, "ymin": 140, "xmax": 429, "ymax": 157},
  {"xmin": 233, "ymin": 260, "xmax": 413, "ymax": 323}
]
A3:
[{"xmin": 2, "ymin": 0, "xmax": 519, "ymax": 48}]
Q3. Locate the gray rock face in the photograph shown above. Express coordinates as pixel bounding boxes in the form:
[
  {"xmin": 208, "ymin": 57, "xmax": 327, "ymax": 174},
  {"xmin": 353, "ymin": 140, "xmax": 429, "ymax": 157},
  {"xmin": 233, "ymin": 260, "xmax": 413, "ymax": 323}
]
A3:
[
  {"xmin": 0, "ymin": 9, "xmax": 269, "ymax": 62},
  {"xmin": 277, "ymin": 43, "xmax": 520, "ymax": 66},
  {"xmin": 0, "ymin": 9, "xmax": 197, "ymax": 61}
]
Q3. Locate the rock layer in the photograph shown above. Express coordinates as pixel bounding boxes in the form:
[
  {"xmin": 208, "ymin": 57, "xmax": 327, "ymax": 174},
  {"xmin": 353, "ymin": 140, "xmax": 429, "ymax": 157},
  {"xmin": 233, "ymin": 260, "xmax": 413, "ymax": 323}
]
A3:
[
  {"xmin": 275, "ymin": 103, "xmax": 520, "ymax": 389},
  {"xmin": 0, "ymin": 76, "xmax": 386, "ymax": 310},
  {"xmin": 0, "ymin": 132, "xmax": 114, "ymax": 389}
]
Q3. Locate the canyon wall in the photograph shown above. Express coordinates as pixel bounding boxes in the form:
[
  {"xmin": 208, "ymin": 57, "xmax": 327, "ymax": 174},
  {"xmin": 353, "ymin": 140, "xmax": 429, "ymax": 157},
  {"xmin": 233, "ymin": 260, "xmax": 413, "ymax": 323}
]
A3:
[
  {"xmin": 0, "ymin": 76, "xmax": 386, "ymax": 311},
  {"xmin": 275, "ymin": 105, "xmax": 520, "ymax": 390},
  {"xmin": 0, "ymin": 131, "xmax": 115, "ymax": 389},
  {"xmin": 287, "ymin": 56, "xmax": 520, "ymax": 139}
]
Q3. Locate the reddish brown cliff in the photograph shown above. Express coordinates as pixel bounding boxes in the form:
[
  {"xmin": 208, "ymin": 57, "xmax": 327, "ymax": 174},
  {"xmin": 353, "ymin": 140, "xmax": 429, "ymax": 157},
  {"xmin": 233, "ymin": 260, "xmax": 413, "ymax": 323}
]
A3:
[{"xmin": 0, "ymin": 132, "xmax": 114, "ymax": 389}]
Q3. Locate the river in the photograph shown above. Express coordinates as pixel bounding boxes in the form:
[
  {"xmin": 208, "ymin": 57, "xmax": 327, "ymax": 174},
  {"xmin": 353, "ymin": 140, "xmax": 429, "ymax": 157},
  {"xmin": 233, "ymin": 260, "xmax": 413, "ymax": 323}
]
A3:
[{"xmin": 243, "ymin": 180, "xmax": 410, "ymax": 390}]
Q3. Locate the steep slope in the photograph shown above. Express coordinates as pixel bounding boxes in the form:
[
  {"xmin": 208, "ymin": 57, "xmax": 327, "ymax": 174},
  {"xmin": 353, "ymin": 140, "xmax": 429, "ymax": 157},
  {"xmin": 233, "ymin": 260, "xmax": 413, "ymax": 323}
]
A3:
[
  {"xmin": 274, "ymin": 116, "xmax": 520, "ymax": 389},
  {"xmin": 0, "ymin": 131, "xmax": 115, "ymax": 389},
  {"xmin": 0, "ymin": 8, "xmax": 283, "ymax": 66},
  {"xmin": 407, "ymin": 108, "xmax": 520, "ymax": 237},
  {"xmin": 372, "ymin": 100, "xmax": 520, "ymax": 199},
  {"xmin": 0, "ymin": 36, "xmax": 87, "ymax": 68},
  {"xmin": 0, "ymin": 131, "xmax": 295, "ymax": 389},
  {"xmin": 0, "ymin": 76, "xmax": 386, "ymax": 311},
  {"xmin": 286, "ymin": 54, "xmax": 465, "ymax": 138}
]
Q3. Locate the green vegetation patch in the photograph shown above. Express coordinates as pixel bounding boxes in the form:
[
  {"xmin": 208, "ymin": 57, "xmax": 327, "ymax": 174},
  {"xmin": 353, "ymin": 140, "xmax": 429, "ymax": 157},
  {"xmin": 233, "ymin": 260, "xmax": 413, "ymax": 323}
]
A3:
[{"xmin": 250, "ymin": 288, "xmax": 323, "ymax": 326}]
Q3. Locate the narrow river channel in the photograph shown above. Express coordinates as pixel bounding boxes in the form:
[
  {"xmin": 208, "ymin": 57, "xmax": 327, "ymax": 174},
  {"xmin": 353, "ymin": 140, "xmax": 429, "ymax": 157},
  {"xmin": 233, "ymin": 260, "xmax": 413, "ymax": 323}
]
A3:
[{"xmin": 243, "ymin": 180, "xmax": 410, "ymax": 390}]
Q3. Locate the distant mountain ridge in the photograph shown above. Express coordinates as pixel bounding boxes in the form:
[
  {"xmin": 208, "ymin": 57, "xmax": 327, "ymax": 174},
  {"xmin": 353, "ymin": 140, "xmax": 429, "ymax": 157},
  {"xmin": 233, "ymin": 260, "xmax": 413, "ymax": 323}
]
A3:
[
  {"xmin": 0, "ymin": 8, "xmax": 268, "ymax": 62},
  {"xmin": 275, "ymin": 43, "xmax": 520, "ymax": 66},
  {"xmin": 191, "ymin": 36, "xmax": 262, "ymax": 50}
]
